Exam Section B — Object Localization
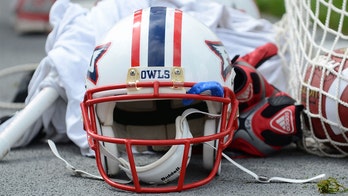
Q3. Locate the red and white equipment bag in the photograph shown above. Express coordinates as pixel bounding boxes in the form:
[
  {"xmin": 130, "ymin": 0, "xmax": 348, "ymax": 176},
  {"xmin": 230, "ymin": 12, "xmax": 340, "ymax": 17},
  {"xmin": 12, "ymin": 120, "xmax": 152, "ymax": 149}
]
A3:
[
  {"xmin": 14, "ymin": 0, "xmax": 55, "ymax": 33},
  {"xmin": 276, "ymin": 0, "xmax": 348, "ymax": 157}
]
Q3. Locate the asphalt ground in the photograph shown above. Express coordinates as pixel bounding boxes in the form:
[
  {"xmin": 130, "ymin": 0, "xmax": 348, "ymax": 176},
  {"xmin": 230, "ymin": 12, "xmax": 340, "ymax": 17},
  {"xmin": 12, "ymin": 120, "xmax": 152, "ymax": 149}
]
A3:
[{"xmin": 1, "ymin": 1, "xmax": 348, "ymax": 196}]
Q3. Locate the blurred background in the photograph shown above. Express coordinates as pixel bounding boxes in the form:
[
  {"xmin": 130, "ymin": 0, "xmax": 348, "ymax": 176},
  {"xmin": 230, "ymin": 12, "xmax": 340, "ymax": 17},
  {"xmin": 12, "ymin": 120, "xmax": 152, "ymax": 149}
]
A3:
[
  {"xmin": 0, "ymin": 0, "xmax": 285, "ymax": 118},
  {"xmin": 2, "ymin": 0, "xmax": 347, "ymax": 37},
  {"xmin": 0, "ymin": 0, "xmax": 286, "ymax": 36},
  {"xmin": 256, "ymin": 0, "xmax": 348, "ymax": 34},
  {"xmin": 0, "ymin": 0, "xmax": 286, "ymax": 77}
]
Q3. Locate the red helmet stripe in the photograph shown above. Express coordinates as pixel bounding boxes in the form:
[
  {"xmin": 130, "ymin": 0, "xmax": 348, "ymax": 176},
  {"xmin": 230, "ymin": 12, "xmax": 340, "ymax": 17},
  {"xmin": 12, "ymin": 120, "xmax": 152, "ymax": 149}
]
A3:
[
  {"xmin": 173, "ymin": 9, "xmax": 182, "ymax": 67},
  {"xmin": 131, "ymin": 9, "xmax": 142, "ymax": 67}
]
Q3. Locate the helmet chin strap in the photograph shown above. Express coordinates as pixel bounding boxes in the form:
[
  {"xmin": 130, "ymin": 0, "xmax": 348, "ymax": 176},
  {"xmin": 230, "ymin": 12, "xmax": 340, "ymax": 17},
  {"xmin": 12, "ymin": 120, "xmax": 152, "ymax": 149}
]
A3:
[
  {"xmin": 116, "ymin": 113, "xmax": 193, "ymax": 184},
  {"xmin": 47, "ymin": 140, "xmax": 104, "ymax": 180},
  {"xmin": 111, "ymin": 108, "xmax": 220, "ymax": 184},
  {"xmin": 205, "ymin": 143, "xmax": 326, "ymax": 183},
  {"xmin": 47, "ymin": 107, "xmax": 325, "ymax": 185}
]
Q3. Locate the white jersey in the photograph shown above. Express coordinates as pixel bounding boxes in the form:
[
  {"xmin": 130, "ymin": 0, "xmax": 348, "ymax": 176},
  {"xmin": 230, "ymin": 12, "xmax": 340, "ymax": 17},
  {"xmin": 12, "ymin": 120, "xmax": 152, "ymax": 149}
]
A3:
[{"xmin": 1, "ymin": 0, "xmax": 288, "ymax": 156}]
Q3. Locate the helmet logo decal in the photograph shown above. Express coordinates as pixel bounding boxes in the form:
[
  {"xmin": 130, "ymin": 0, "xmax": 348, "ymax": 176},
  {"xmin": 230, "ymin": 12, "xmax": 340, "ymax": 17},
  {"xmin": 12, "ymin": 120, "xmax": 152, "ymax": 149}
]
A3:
[
  {"xmin": 87, "ymin": 42, "xmax": 111, "ymax": 84},
  {"xmin": 131, "ymin": 7, "xmax": 183, "ymax": 67},
  {"xmin": 161, "ymin": 166, "xmax": 180, "ymax": 183},
  {"xmin": 205, "ymin": 40, "xmax": 232, "ymax": 81},
  {"xmin": 270, "ymin": 109, "xmax": 295, "ymax": 134}
]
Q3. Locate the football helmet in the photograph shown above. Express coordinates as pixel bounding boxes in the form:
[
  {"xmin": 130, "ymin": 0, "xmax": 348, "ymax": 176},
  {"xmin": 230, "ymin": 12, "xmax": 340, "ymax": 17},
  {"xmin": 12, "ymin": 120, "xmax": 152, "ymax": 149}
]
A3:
[{"xmin": 81, "ymin": 7, "xmax": 238, "ymax": 193}]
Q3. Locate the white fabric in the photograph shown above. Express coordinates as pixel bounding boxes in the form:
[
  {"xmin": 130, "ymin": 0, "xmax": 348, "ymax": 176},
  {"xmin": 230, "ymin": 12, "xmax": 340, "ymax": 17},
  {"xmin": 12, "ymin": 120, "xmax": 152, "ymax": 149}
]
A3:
[{"xmin": 0, "ymin": 0, "xmax": 288, "ymax": 156}]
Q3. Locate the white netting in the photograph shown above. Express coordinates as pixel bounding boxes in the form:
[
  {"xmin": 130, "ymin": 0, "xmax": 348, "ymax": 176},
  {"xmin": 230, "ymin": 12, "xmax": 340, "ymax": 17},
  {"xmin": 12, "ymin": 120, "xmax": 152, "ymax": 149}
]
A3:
[{"xmin": 275, "ymin": 0, "xmax": 348, "ymax": 157}]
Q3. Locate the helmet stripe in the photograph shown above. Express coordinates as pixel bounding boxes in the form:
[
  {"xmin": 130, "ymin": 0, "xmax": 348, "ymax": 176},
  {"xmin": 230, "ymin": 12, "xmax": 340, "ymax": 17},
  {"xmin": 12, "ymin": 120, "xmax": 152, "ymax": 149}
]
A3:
[
  {"xmin": 173, "ymin": 9, "xmax": 182, "ymax": 67},
  {"xmin": 131, "ymin": 9, "xmax": 142, "ymax": 67},
  {"xmin": 148, "ymin": 7, "xmax": 166, "ymax": 67},
  {"xmin": 131, "ymin": 7, "xmax": 183, "ymax": 68}
]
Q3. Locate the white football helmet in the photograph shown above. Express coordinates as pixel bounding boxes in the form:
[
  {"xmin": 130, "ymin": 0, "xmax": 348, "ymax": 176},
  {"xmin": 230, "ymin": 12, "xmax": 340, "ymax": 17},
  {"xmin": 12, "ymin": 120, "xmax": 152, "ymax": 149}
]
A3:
[{"xmin": 81, "ymin": 7, "xmax": 238, "ymax": 193}]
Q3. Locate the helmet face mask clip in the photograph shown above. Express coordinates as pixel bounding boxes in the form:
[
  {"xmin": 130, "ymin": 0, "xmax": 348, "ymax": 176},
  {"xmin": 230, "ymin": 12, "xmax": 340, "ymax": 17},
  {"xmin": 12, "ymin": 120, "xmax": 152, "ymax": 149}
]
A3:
[{"xmin": 81, "ymin": 6, "xmax": 238, "ymax": 193}]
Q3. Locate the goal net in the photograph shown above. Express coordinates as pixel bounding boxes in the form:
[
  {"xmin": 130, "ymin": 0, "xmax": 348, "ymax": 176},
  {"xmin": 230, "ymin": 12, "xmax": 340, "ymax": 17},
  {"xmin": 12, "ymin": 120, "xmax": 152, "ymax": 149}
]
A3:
[{"xmin": 275, "ymin": 0, "xmax": 348, "ymax": 157}]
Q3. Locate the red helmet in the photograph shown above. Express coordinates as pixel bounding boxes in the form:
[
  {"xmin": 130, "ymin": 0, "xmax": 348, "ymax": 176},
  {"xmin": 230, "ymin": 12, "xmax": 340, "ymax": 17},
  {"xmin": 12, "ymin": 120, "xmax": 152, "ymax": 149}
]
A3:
[{"xmin": 81, "ymin": 7, "xmax": 238, "ymax": 193}]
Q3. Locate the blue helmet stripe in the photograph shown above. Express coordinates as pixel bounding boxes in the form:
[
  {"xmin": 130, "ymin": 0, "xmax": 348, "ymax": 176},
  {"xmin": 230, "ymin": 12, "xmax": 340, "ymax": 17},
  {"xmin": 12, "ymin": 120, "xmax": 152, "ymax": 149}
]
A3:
[{"xmin": 148, "ymin": 7, "xmax": 166, "ymax": 67}]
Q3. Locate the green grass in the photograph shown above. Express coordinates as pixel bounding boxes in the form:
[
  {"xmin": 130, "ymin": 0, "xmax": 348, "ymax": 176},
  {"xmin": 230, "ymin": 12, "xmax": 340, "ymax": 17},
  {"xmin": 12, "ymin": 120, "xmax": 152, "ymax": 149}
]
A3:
[
  {"xmin": 312, "ymin": 0, "xmax": 348, "ymax": 34},
  {"xmin": 255, "ymin": 0, "xmax": 348, "ymax": 34},
  {"xmin": 255, "ymin": 0, "xmax": 286, "ymax": 18}
]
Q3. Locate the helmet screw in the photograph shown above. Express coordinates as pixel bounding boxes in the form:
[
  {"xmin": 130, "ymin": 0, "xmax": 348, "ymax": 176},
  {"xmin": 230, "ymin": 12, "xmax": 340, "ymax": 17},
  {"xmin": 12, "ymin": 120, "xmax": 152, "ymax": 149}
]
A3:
[
  {"xmin": 129, "ymin": 69, "xmax": 136, "ymax": 76},
  {"xmin": 174, "ymin": 68, "xmax": 181, "ymax": 75}
]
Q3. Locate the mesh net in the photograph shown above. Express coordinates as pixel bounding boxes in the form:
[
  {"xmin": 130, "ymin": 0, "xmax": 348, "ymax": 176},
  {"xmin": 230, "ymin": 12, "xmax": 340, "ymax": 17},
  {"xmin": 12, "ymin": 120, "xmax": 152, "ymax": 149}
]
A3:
[{"xmin": 275, "ymin": 0, "xmax": 348, "ymax": 157}]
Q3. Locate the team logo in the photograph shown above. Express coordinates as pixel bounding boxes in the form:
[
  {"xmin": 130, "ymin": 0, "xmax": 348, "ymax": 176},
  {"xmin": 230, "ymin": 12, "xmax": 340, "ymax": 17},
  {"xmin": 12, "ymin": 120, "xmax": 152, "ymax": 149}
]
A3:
[
  {"xmin": 205, "ymin": 40, "xmax": 232, "ymax": 81},
  {"xmin": 140, "ymin": 68, "xmax": 171, "ymax": 80},
  {"xmin": 87, "ymin": 42, "xmax": 111, "ymax": 84},
  {"xmin": 270, "ymin": 109, "xmax": 294, "ymax": 134}
]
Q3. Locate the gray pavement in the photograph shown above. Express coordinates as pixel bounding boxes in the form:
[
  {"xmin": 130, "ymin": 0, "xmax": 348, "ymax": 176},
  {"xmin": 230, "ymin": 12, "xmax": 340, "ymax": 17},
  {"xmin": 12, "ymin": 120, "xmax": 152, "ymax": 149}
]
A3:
[{"xmin": 0, "ymin": 1, "xmax": 347, "ymax": 196}]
